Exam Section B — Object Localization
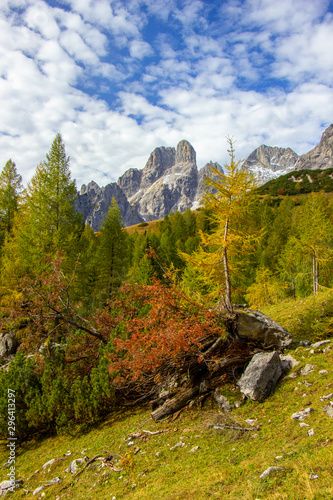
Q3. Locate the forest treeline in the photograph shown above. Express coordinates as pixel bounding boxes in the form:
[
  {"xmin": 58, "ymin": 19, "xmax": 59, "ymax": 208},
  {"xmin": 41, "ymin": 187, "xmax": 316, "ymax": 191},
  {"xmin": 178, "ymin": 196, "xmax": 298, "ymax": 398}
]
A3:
[{"xmin": 0, "ymin": 134, "xmax": 333, "ymax": 440}]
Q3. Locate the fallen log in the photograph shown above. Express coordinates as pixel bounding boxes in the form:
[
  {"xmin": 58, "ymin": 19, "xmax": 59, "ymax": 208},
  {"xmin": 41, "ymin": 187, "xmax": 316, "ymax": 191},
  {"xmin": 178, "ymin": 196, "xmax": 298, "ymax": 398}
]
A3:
[{"xmin": 151, "ymin": 387, "xmax": 199, "ymax": 422}]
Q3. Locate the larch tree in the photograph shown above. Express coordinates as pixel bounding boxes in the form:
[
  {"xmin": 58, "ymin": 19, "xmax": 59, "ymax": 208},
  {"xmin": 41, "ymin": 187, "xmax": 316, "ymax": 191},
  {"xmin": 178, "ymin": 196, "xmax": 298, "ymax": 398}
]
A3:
[
  {"xmin": 291, "ymin": 192, "xmax": 333, "ymax": 295},
  {"xmin": 180, "ymin": 138, "xmax": 260, "ymax": 313},
  {"xmin": 0, "ymin": 159, "xmax": 22, "ymax": 244}
]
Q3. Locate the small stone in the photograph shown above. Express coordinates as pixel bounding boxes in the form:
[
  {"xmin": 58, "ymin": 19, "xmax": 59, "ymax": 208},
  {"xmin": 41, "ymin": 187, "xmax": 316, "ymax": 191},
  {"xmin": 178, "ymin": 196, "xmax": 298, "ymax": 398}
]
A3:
[
  {"xmin": 311, "ymin": 340, "xmax": 331, "ymax": 349},
  {"xmin": 299, "ymin": 422, "xmax": 310, "ymax": 427},
  {"xmin": 280, "ymin": 354, "xmax": 300, "ymax": 371},
  {"xmin": 299, "ymin": 340, "xmax": 311, "ymax": 346},
  {"xmin": 320, "ymin": 393, "xmax": 333, "ymax": 401},
  {"xmin": 234, "ymin": 401, "xmax": 242, "ymax": 408},
  {"xmin": 300, "ymin": 364, "xmax": 316, "ymax": 376},
  {"xmin": 132, "ymin": 484, "xmax": 137, "ymax": 489},
  {"xmin": 127, "ymin": 441, "xmax": 134, "ymax": 446},
  {"xmin": 275, "ymin": 456, "xmax": 283, "ymax": 460},
  {"xmin": 304, "ymin": 380, "xmax": 312, "ymax": 387},
  {"xmin": 323, "ymin": 406, "xmax": 333, "ymax": 418},
  {"xmin": 170, "ymin": 440, "xmax": 185, "ymax": 451},
  {"xmin": 214, "ymin": 389, "xmax": 232, "ymax": 411},
  {"xmin": 189, "ymin": 446, "xmax": 199, "ymax": 453},
  {"xmin": 291, "ymin": 408, "xmax": 314, "ymax": 421},
  {"xmin": 42, "ymin": 459, "xmax": 56, "ymax": 470},
  {"xmin": 65, "ymin": 458, "xmax": 86, "ymax": 474},
  {"xmin": 307, "ymin": 428, "xmax": 314, "ymax": 436},
  {"xmin": 245, "ymin": 419, "xmax": 257, "ymax": 426},
  {"xmin": 260, "ymin": 466, "xmax": 283, "ymax": 479},
  {"xmin": 319, "ymin": 370, "xmax": 328, "ymax": 375},
  {"xmin": 33, "ymin": 486, "xmax": 45, "ymax": 495},
  {"xmin": 309, "ymin": 472, "xmax": 319, "ymax": 480}
]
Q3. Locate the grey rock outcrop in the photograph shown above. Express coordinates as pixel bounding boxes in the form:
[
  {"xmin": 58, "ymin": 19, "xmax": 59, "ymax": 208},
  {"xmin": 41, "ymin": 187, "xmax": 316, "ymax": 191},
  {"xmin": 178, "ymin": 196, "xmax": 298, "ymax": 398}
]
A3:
[
  {"xmin": 0, "ymin": 332, "xmax": 18, "ymax": 360},
  {"xmin": 75, "ymin": 180, "xmax": 143, "ymax": 231},
  {"xmin": 237, "ymin": 351, "xmax": 282, "ymax": 401},
  {"xmin": 128, "ymin": 140, "xmax": 199, "ymax": 221},
  {"xmin": 77, "ymin": 140, "xmax": 224, "ymax": 228},
  {"xmin": 295, "ymin": 124, "xmax": 333, "ymax": 171},
  {"xmin": 243, "ymin": 145, "xmax": 298, "ymax": 184},
  {"xmin": 193, "ymin": 161, "xmax": 224, "ymax": 208},
  {"xmin": 236, "ymin": 308, "xmax": 292, "ymax": 348}
]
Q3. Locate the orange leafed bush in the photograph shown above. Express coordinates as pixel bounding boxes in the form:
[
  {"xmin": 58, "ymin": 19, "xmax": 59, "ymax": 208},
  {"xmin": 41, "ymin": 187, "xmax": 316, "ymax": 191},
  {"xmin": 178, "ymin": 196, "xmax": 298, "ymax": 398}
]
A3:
[{"xmin": 101, "ymin": 281, "xmax": 227, "ymax": 386}]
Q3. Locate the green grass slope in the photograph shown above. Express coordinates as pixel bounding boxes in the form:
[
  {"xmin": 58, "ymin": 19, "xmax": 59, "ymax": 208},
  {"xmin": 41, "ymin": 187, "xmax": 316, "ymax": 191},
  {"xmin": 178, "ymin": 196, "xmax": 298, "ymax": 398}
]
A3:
[
  {"xmin": 1, "ymin": 295, "xmax": 333, "ymax": 500},
  {"xmin": 257, "ymin": 168, "xmax": 333, "ymax": 197}
]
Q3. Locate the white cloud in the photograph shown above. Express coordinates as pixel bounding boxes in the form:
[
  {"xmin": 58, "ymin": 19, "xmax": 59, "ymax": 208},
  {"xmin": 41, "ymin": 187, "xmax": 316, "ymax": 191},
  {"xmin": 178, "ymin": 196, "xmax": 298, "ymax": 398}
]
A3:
[
  {"xmin": 129, "ymin": 40, "xmax": 154, "ymax": 59},
  {"xmin": 0, "ymin": 0, "xmax": 332, "ymax": 190}
]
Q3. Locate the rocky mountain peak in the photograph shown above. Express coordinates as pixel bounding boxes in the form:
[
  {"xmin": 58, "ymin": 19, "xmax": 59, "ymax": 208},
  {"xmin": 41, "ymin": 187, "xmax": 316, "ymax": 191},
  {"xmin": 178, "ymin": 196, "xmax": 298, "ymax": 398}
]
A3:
[
  {"xmin": 243, "ymin": 145, "xmax": 298, "ymax": 184},
  {"xmin": 175, "ymin": 140, "xmax": 196, "ymax": 165},
  {"xmin": 295, "ymin": 123, "xmax": 333, "ymax": 171}
]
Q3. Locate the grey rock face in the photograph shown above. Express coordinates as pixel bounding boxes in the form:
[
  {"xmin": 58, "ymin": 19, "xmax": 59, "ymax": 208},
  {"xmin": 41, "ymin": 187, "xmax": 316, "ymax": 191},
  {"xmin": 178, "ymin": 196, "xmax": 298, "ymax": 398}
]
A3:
[
  {"xmin": 0, "ymin": 333, "xmax": 18, "ymax": 359},
  {"xmin": 237, "ymin": 351, "xmax": 282, "ymax": 401},
  {"xmin": 295, "ymin": 124, "xmax": 333, "ymax": 171},
  {"xmin": 128, "ymin": 140, "xmax": 199, "ymax": 221},
  {"xmin": 243, "ymin": 145, "xmax": 298, "ymax": 185},
  {"xmin": 75, "ymin": 180, "xmax": 143, "ymax": 231},
  {"xmin": 194, "ymin": 161, "xmax": 224, "ymax": 208},
  {"xmin": 140, "ymin": 146, "xmax": 176, "ymax": 190},
  {"xmin": 117, "ymin": 168, "xmax": 142, "ymax": 198},
  {"xmin": 236, "ymin": 308, "xmax": 292, "ymax": 348}
]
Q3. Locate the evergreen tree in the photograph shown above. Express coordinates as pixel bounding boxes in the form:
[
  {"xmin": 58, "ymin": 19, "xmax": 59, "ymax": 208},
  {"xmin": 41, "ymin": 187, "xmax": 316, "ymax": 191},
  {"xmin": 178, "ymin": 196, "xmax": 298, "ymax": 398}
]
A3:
[
  {"xmin": 0, "ymin": 159, "xmax": 22, "ymax": 246},
  {"xmin": 94, "ymin": 199, "xmax": 128, "ymax": 303},
  {"xmin": 0, "ymin": 134, "xmax": 82, "ymax": 300}
]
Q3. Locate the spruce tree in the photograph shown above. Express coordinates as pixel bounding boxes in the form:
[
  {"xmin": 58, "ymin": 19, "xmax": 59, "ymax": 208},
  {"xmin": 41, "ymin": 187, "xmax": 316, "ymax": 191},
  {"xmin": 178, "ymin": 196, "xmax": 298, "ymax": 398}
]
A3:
[
  {"xmin": 1, "ymin": 134, "xmax": 82, "ymax": 283},
  {"xmin": 94, "ymin": 199, "xmax": 128, "ymax": 303},
  {"xmin": 0, "ymin": 159, "xmax": 22, "ymax": 246}
]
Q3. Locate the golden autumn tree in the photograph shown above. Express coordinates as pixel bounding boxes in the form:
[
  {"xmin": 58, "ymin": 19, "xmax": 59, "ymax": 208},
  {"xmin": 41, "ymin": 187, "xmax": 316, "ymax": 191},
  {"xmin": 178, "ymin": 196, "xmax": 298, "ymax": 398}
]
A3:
[{"xmin": 181, "ymin": 138, "xmax": 260, "ymax": 313}]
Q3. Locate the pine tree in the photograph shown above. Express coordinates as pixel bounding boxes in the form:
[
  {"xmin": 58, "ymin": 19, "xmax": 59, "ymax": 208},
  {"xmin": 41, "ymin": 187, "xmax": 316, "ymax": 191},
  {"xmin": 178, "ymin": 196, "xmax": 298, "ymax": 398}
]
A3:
[
  {"xmin": 0, "ymin": 159, "xmax": 22, "ymax": 245},
  {"xmin": 94, "ymin": 199, "xmax": 129, "ymax": 303}
]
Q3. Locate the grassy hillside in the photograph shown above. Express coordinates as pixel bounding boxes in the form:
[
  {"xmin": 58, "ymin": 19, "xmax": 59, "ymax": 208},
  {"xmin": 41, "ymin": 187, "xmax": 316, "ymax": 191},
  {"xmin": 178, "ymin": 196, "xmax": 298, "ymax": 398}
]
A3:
[
  {"xmin": 257, "ymin": 168, "xmax": 333, "ymax": 197},
  {"xmin": 1, "ymin": 293, "xmax": 333, "ymax": 500}
]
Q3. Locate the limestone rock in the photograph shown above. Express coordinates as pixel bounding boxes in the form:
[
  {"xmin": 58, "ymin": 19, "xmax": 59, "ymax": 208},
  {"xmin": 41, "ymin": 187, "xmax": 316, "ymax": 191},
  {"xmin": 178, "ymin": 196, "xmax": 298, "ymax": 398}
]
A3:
[
  {"xmin": 323, "ymin": 405, "xmax": 333, "ymax": 418},
  {"xmin": 259, "ymin": 466, "xmax": 283, "ymax": 479},
  {"xmin": 295, "ymin": 124, "xmax": 333, "ymax": 171},
  {"xmin": 193, "ymin": 161, "xmax": 224, "ymax": 209},
  {"xmin": 243, "ymin": 145, "xmax": 298, "ymax": 185},
  {"xmin": 0, "ymin": 333, "xmax": 18, "ymax": 359},
  {"xmin": 300, "ymin": 364, "xmax": 316, "ymax": 376},
  {"xmin": 0, "ymin": 480, "xmax": 23, "ymax": 497},
  {"xmin": 117, "ymin": 168, "xmax": 142, "ymax": 198},
  {"xmin": 291, "ymin": 408, "xmax": 313, "ymax": 421},
  {"xmin": 75, "ymin": 180, "xmax": 143, "ymax": 230},
  {"xmin": 280, "ymin": 354, "xmax": 300, "ymax": 372},
  {"xmin": 237, "ymin": 351, "xmax": 282, "ymax": 401},
  {"xmin": 214, "ymin": 389, "xmax": 232, "ymax": 411},
  {"xmin": 236, "ymin": 308, "xmax": 292, "ymax": 348},
  {"xmin": 65, "ymin": 458, "xmax": 86, "ymax": 474}
]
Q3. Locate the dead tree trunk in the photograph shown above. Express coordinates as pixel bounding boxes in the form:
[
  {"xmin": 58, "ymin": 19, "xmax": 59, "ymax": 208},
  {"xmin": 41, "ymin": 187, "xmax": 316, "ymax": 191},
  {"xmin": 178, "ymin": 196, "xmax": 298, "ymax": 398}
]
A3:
[{"xmin": 151, "ymin": 387, "xmax": 199, "ymax": 422}]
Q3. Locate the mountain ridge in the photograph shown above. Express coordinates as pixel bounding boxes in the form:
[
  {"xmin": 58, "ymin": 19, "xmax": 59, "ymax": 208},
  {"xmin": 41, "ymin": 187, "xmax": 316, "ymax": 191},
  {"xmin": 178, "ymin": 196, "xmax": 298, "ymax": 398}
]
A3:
[{"xmin": 75, "ymin": 124, "xmax": 333, "ymax": 229}]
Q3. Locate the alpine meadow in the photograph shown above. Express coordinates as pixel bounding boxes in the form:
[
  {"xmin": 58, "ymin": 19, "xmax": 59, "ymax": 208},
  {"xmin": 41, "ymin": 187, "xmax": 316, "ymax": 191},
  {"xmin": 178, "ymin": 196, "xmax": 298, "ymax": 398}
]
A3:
[{"xmin": 0, "ymin": 132, "xmax": 333, "ymax": 500}]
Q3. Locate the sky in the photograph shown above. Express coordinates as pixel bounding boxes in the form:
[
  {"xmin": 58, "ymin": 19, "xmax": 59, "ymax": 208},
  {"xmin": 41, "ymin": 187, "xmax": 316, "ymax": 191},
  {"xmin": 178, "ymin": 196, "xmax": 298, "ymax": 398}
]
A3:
[{"xmin": 1, "ymin": 0, "xmax": 333, "ymax": 188}]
